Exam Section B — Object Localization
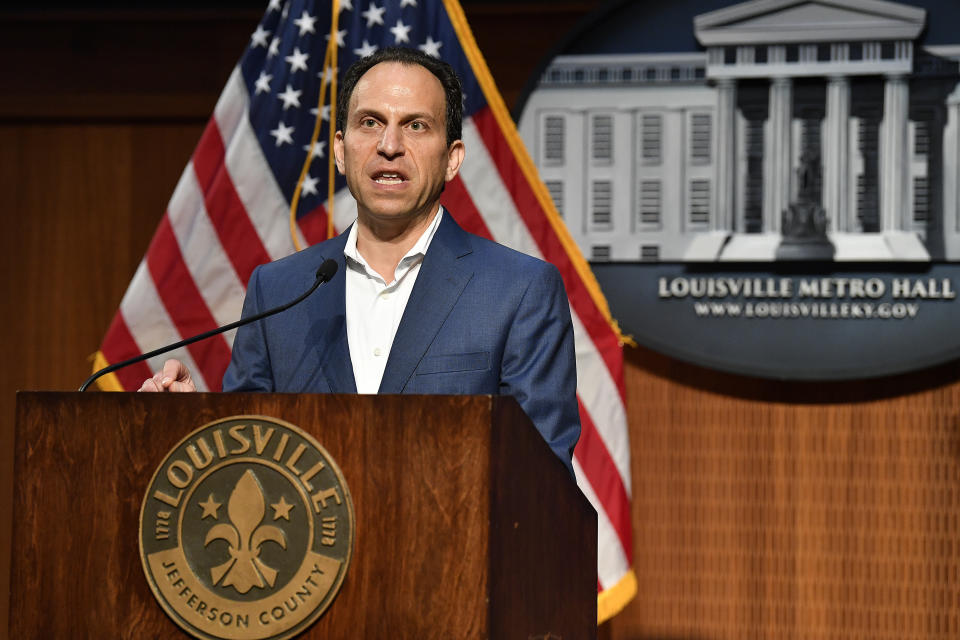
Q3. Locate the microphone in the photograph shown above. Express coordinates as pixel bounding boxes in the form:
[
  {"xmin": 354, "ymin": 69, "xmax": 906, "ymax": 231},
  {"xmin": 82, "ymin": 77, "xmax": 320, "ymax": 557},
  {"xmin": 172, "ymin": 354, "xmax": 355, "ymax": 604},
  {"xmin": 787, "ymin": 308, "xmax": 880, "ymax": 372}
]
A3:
[{"xmin": 80, "ymin": 258, "xmax": 339, "ymax": 392}]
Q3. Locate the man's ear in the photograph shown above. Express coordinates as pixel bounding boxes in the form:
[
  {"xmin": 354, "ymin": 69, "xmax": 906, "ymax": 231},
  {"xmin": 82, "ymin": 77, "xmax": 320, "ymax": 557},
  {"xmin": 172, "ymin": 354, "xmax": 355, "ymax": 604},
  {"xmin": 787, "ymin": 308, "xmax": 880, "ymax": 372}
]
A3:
[
  {"xmin": 333, "ymin": 130, "xmax": 346, "ymax": 175},
  {"xmin": 444, "ymin": 139, "xmax": 465, "ymax": 182}
]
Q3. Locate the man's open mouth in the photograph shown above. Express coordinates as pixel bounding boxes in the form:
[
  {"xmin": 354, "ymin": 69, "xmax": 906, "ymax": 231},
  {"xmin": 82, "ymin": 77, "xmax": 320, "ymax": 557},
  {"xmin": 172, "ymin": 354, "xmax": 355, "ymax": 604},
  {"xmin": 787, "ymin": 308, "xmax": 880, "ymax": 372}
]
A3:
[{"xmin": 373, "ymin": 172, "xmax": 405, "ymax": 185}]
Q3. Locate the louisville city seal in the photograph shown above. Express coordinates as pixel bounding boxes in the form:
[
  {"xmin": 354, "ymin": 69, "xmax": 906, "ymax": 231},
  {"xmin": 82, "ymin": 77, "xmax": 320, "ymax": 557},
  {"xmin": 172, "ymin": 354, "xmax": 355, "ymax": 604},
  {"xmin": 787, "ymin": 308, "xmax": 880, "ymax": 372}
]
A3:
[{"xmin": 139, "ymin": 415, "xmax": 354, "ymax": 640}]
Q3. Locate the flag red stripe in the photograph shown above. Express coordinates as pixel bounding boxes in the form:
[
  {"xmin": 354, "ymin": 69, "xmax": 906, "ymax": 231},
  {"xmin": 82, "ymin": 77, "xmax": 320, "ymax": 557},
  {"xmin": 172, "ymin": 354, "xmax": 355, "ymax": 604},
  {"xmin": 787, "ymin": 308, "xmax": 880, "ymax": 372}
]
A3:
[
  {"xmin": 471, "ymin": 108, "xmax": 626, "ymax": 402},
  {"xmin": 100, "ymin": 313, "xmax": 153, "ymax": 391},
  {"xmin": 449, "ymin": 138, "xmax": 631, "ymax": 531},
  {"xmin": 440, "ymin": 174, "xmax": 495, "ymax": 240},
  {"xmin": 298, "ymin": 204, "xmax": 331, "ymax": 245},
  {"xmin": 192, "ymin": 119, "xmax": 272, "ymax": 286},
  {"xmin": 145, "ymin": 216, "xmax": 232, "ymax": 391},
  {"xmin": 575, "ymin": 397, "xmax": 633, "ymax": 560}
]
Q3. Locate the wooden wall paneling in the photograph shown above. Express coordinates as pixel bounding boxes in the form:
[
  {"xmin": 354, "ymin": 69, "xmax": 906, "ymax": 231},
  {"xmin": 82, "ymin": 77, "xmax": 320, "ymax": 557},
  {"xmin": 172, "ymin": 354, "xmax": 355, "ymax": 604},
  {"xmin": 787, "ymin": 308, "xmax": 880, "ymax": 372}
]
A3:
[
  {"xmin": 0, "ymin": 11, "xmax": 251, "ymax": 633},
  {"xmin": 612, "ymin": 347, "xmax": 960, "ymax": 640},
  {"xmin": 0, "ymin": 122, "xmax": 204, "ymax": 405},
  {"xmin": 0, "ymin": 122, "xmax": 204, "ymax": 639},
  {"xmin": 0, "ymin": 11, "xmax": 256, "ymax": 120}
]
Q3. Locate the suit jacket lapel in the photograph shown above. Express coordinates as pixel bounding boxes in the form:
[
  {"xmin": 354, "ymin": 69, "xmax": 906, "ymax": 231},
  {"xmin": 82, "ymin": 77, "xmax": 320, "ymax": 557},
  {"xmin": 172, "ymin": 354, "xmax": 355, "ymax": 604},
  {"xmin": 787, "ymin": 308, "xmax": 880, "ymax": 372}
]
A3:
[
  {"xmin": 302, "ymin": 234, "xmax": 357, "ymax": 394},
  {"xmin": 378, "ymin": 214, "xmax": 473, "ymax": 394}
]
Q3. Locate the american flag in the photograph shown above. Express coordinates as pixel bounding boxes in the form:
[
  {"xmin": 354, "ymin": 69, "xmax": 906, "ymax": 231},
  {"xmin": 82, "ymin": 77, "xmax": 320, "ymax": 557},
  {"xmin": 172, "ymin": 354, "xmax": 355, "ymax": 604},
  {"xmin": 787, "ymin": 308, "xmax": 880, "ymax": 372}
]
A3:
[{"xmin": 94, "ymin": 0, "xmax": 635, "ymax": 621}]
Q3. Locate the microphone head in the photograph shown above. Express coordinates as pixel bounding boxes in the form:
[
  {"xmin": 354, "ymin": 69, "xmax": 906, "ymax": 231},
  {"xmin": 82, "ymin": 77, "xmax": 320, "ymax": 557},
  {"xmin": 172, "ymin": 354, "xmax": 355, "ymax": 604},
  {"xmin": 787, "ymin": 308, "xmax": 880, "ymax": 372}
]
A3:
[{"xmin": 315, "ymin": 258, "xmax": 339, "ymax": 283}]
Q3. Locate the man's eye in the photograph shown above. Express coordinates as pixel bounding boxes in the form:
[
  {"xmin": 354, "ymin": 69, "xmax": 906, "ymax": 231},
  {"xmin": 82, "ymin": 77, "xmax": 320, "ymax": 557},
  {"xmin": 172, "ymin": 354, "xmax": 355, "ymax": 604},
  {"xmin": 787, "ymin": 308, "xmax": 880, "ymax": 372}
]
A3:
[
  {"xmin": 409, "ymin": 121, "xmax": 425, "ymax": 131},
  {"xmin": 361, "ymin": 118, "xmax": 377, "ymax": 127}
]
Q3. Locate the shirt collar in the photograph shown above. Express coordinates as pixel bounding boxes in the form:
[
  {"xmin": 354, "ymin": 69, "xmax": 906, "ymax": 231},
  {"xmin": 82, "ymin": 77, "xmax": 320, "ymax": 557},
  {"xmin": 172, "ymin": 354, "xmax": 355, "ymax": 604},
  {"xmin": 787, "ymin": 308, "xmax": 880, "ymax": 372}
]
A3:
[{"xmin": 343, "ymin": 206, "xmax": 444, "ymax": 274}]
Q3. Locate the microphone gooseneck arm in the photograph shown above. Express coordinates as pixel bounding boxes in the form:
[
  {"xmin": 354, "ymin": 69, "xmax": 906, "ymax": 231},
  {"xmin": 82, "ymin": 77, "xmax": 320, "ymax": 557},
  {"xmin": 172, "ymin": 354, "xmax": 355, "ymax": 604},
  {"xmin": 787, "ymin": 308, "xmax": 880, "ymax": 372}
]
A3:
[{"xmin": 79, "ymin": 259, "xmax": 339, "ymax": 392}]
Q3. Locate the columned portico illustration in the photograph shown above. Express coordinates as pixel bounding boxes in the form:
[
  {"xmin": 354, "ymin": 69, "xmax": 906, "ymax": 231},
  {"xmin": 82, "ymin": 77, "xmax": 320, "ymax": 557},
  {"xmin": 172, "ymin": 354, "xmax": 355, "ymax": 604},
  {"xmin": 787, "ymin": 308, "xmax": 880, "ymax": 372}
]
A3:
[
  {"xmin": 881, "ymin": 73, "xmax": 909, "ymax": 231},
  {"xmin": 824, "ymin": 75, "xmax": 850, "ymax": 232},
  {"xmin": 519, "ymin": 0, "xmax": 960, "ymax": 262},
  {"xmin": 767, "ymin": 76, "xmax": 792, "ymax": 235},
  {"xmin": 716, "ymin": 78, "xmax": 737, "ymax": 231},
  {"xmin": 695, "ymin": 0, "xmax": 927, "ymax": 259}
]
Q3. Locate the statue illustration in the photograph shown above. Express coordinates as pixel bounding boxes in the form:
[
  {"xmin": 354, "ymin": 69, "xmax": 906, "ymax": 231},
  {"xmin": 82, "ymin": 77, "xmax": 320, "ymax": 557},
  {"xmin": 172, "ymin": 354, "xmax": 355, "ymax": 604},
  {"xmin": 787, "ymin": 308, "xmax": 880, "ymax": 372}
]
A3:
[{"xmin": 776, "ymin": 147, "xmax": 836, "ymax": 260}]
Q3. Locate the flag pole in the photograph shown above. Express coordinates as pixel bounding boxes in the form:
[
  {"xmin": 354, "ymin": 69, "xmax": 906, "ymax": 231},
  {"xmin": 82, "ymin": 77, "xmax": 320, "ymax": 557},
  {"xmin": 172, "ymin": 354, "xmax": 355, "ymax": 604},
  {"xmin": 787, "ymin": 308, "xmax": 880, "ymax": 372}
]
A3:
[{"xmin": 289, "ymin": 0, "xmax": 342, "ymax": 250}]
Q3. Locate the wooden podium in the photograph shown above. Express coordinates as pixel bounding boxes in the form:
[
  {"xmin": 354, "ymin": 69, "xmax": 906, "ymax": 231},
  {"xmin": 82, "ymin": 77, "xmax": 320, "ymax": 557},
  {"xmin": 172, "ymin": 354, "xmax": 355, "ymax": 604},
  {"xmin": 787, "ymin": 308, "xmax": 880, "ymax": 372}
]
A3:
[{"xmin": 11, "ymin": 392, "xmax": 596, "ymax": 639}]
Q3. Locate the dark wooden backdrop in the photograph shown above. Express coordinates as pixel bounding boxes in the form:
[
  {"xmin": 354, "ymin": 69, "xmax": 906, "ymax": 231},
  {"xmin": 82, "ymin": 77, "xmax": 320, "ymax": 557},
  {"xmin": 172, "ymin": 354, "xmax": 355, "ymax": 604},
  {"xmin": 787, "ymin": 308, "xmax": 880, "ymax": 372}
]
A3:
[{"xmin": 5, "ymin": 4, "xmax": 960, "ymax": 640}]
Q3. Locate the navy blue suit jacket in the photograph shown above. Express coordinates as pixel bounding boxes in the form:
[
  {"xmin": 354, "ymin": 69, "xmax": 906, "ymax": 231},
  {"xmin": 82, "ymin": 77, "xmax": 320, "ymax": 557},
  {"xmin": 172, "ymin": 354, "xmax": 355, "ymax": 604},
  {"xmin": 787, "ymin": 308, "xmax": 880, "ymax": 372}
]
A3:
[{"xmin": 223, "ymin": 213, "xmax": 580, "ymax": 474}]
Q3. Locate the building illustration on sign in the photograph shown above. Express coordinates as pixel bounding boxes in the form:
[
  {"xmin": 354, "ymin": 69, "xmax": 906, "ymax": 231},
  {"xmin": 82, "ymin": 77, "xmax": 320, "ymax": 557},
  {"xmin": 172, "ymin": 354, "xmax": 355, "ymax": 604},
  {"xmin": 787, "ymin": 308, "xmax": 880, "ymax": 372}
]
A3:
[{"xmin": 518, "ymin": 0, "xmax": 960, "ymax": 262}]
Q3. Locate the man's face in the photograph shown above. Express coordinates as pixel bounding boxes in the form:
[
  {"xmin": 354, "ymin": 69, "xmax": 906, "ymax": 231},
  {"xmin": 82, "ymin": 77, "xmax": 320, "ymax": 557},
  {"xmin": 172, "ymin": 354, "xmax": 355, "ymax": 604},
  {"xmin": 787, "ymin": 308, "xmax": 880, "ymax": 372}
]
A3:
[{"xmin": 334, "ymin": 62, "xmax": 464, "ymax": 227}]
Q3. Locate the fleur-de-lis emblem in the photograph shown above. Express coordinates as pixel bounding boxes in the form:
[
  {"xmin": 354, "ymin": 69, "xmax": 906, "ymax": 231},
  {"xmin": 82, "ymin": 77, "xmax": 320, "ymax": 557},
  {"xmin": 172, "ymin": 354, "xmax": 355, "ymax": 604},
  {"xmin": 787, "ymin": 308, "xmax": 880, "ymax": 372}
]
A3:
[{"xmin": 205, "ymin": 469, "xmax": 287, "ymax": 593}]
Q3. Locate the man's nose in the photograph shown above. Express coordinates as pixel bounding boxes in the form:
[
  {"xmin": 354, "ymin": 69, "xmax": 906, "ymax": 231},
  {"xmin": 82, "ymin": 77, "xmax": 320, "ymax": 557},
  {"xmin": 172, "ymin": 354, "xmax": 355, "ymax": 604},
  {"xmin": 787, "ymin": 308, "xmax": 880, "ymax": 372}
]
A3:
[{"xmin": 377, "ymin": 123, "xmax": 404, "ymax": 158}]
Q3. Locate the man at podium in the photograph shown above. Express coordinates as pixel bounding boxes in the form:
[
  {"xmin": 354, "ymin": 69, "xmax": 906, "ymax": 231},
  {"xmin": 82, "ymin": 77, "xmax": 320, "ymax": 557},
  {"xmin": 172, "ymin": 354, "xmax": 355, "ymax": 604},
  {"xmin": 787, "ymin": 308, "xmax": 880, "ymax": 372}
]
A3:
[{"xmin": 139, "ymin": 47, "xmax": 580, "ymax": 475}]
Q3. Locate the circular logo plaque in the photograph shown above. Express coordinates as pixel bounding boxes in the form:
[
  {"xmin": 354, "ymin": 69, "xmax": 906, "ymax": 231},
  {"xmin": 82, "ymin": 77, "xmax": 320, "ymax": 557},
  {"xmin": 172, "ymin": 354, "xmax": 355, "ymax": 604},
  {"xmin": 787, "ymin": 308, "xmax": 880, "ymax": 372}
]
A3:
[{"xmin": 140, "ymin": 415, "xmax": 354, "ymax": 640}]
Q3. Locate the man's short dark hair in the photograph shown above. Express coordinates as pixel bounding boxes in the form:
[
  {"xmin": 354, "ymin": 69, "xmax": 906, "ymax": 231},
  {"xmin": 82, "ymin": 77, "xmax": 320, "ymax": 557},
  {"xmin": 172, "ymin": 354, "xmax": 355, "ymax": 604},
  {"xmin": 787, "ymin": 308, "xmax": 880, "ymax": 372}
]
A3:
[{"xmin": 336, "ymin": 47, "xmax": 463, "ymax": 146}]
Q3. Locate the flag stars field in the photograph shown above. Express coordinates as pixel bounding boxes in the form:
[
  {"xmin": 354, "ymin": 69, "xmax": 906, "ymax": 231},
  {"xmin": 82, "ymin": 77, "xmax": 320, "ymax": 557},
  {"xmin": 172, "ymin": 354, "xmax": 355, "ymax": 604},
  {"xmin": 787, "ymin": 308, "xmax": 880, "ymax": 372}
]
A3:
[
  {"xmin": 285, "ymin": 47, "xmax": 309, "ymax": 73},
  {"xmin": 362, "ymin": 3, "xmax": 387, "ymax": 27},
  {"xmin": 250, "ymin": 25, "xmax": 271, "ymax": 48},
  {"xmin": 309, "ymin": 105, "xmax": 331, "ymax": 121},
  {"xmin": 300, "ymin": 174, "xmax": 320, "ymax": 196},
  {"xmin": 327, "ymin": 28, "xmax": 347, "ymax": 48},
  {"xmin": 353, "ymin": 39, "xmax": 378, "ymax": 57},
  {"xmin": 278, "ymin": 84, "xmax": 302, "ymax": 109},
  {"xmin": 294, "ymin": 10, "xmax": 318, "ymax": 36},
  {"xmin": 270, "ymin": 122, "xmax": 294, "ymax": 146},
  {"xmin": 390, "ymin": 19, "xmax": 411, "ymax": 44},
  {"xmin": 254, "ymin": 71, "xmax": 272, "ymax": 95},
  {"xmin": 418, "ymin": 35, "xmax": 442, "ymax": 57},
  {"xmin": 317, "ymin": 66, "xmax": 337, "ymax": 84},
  {"xmin": 303, "ymin": 140, "xmax": 326, "ymax": 159}
]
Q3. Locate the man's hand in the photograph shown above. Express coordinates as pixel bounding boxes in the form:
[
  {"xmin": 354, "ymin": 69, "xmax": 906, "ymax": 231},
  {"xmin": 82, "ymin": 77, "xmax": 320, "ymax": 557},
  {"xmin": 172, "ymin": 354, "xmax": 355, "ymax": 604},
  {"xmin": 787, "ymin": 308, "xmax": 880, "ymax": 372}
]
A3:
[{"xmin": 138, "ymin": 359, "xmax": 197, "ymax": 392}]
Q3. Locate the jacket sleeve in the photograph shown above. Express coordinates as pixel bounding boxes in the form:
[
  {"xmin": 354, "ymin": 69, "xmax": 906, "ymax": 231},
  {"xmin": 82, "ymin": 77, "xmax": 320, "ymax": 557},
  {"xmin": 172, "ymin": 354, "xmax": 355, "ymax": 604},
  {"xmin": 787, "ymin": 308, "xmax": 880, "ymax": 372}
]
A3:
[
  {"xmin": 499, "ymin": 262, "xmax": 581, "ymax": 477},
  {"xmin": 222, "ymin": 266, "xmax": 275, "ymax": 392}
]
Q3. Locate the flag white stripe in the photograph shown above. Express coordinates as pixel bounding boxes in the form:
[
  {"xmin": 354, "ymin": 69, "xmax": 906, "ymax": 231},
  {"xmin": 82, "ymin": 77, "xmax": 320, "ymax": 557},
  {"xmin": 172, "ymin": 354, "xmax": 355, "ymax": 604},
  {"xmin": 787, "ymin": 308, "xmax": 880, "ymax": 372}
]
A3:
[
  {"xmin": 213, "ymin": 68, "xmax": 247, "ymax": 149},
  {"xmin": 460, "ymin": 118, "xmax": 631, "ymax": 490},
  {"xmin": 574, "ymin": 457, "xmax": 631, "ymax": 589},
  {"xmin": 459, "ymin": 118, "xmax": 534, "ymax": 251},
  {"xmin": 167, "ymin": 162, "xmax": 246, "ymax": 334},
  {"xmin": 120, "ymin": 261, "xmax": 211, "ymax": 391},
  {"xmin": 570, "ymin": 313, "xmax": 632, "ymax": 495}
]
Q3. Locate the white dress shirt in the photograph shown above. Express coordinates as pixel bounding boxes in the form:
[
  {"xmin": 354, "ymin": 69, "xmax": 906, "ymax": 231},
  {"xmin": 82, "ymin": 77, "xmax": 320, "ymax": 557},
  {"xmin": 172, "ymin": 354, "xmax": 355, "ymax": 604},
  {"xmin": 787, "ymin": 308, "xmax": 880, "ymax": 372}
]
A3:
[{"xmin": 343, "ymin": 208, "xmax": 444, "ymax": 394}]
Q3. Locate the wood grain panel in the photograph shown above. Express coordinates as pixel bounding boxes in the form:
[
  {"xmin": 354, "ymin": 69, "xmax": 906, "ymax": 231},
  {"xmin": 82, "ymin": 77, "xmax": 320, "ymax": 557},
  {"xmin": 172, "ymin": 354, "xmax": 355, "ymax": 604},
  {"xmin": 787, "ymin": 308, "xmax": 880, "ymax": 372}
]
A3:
[
  {"xmin": 610, "ymin": 347, "xmax": 960, "ymax": 640},
  {"xmin": 11, "ymin": 393, "xmax": 594, "ymax": 638},
  {"xmin": 0, "ymin": 122, "xmax": 203, "ymax": 639},
  {"xmin": 0, "ymin": 11, "xmax": 253, "ymax": 120},
  {"xmin": 490, "ymin": 398, "xmax": 598, "ymax": 637}
]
